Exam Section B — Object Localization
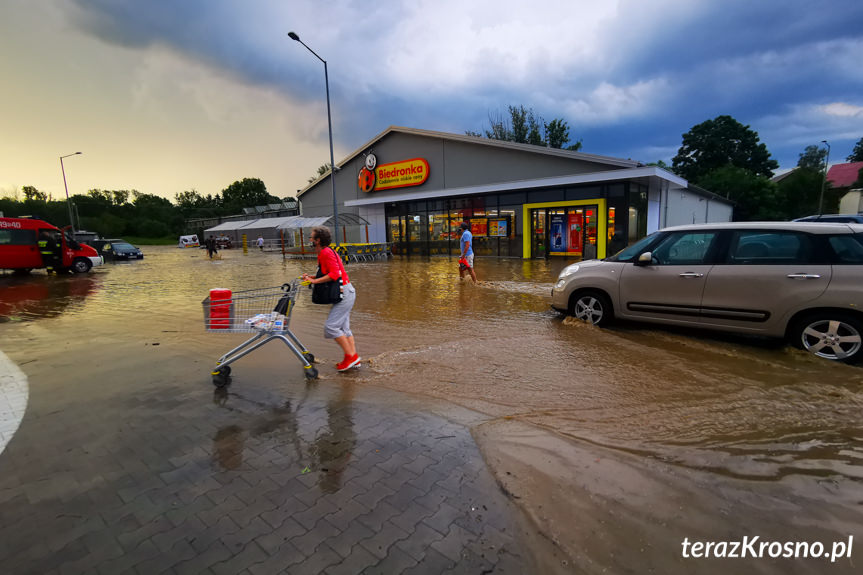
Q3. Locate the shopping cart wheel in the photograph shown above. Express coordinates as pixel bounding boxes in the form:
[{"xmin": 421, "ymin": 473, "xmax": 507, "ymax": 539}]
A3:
[
  {"xmin": 212, "ymin": 365, "xmax": 232, "ymax": 376},
  {"xmin": 212, "ymin": 373, "xmax": 231, "ymax": 388},
  {"xmin": 304, "ymin": 366, "xmax": 319, "ymax": 380},
  {"xmin": 303, "ymin": 352, "xmax": 316, "ymax": 364}
]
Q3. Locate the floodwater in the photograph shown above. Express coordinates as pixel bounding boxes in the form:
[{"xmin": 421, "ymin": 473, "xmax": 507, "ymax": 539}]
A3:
[{"xmin": 2, "ymin": 246, "xmax": 862, "ymax": 573}]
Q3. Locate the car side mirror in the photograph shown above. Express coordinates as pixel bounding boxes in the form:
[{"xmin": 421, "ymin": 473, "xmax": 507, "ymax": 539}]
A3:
[{"xmin": 635, "ymin": 251, "xmax": 653, "ymax": 266}]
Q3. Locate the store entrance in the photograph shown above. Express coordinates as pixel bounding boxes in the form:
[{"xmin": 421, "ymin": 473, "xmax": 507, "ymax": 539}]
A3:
[{"xmin": 531, "ymin": 205, "xmax": 598, "ymax": 259}]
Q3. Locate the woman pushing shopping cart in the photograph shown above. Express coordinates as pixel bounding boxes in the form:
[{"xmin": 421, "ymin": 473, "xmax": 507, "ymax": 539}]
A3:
[{"xmin": 202, "ymin": 278, "xmax": 318, "ymax": 387}]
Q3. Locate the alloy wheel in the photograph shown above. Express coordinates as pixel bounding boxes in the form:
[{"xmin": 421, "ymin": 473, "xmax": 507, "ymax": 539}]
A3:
[{"xmin": 801, "ymin": 319, "xmax": 862, "ymax": 361}]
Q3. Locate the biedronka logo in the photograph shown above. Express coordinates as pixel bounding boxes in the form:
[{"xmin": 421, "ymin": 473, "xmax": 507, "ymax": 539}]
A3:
[{"xmin": 358, "ymin": 157, "xmax": 429, "ymax": 193}]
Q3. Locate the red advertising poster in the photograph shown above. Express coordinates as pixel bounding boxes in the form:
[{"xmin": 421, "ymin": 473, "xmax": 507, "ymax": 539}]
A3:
[
  {"xmin": 568, "ymin": 212, "xmax": 583, "ymax": 255},
  {"xmin": 470, "ymin": 218, "xmax": 488, "ymax": 237}
]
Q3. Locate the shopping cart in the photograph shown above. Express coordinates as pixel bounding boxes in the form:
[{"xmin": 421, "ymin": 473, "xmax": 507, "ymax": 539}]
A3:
[{"xmin": 202, "ymin": 279, "xmax": 317, "ymax": 387}]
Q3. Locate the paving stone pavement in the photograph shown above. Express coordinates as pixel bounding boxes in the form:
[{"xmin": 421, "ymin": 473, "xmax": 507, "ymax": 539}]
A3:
[{"xmin": 0, "ymin": 361, "xmax": 533, "ymax": 574}]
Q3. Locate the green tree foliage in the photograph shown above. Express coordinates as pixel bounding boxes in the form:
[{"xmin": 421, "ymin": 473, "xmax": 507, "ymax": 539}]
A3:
[
  {"xmin": 1, "ymin": 177, "xmax": 272, "ymax": 239},
  {"xmin": 776, "ymin": 168, "xmax": 834, "ymax": 219},
  {"xmin": 672, "ymin": 115, "xmax": 778, "ymax": 183},
  {"xmin": 847, "ymin": 137, "xmax": 863, "ymax": 162},
  {"xmin": 697, "ymin": 165, "xmax": 782, "ymax": 221},
  {"xmin": 22, "ymin": 186, "xmax": 48, "ymax": 201},
  {"xmin": 221, "ymin": 177, "xmax": 276, "ymax": 215},
  {"xmin": 472, "ymin": 105, "xmax": 581, "ymax": 149},
  {"xmin": 308, "ymin": 164, "xmax": 330, "ymax": 184},
  {"xmin": 797, "ymin": 145, "xmax": 828, "ymax": 171},
  {"xmin": 646, "ymin": 160, "xmax": 671, "ymax": 170}
]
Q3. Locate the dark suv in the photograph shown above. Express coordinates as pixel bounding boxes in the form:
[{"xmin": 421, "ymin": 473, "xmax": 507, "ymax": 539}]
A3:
[{"xmin": 793, "ymin": 214, "xmax": 863, "ymax": 223}]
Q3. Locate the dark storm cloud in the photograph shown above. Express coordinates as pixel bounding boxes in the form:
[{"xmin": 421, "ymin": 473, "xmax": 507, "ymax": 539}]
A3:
[{"xmin": 64, "ymin": 0, "xmax": 863, "ymax": 168}]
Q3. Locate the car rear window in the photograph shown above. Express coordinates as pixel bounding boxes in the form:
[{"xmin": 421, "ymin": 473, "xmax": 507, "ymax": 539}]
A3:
[{"xmin": 827, "ymin": 234, "xmax": 863, "ymax": 264}]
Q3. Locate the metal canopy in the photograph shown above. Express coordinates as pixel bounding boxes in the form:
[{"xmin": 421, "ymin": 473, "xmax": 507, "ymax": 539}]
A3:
[{"xmin": 276, "ymin": 214, "xmax": 370, "ymax": 230}]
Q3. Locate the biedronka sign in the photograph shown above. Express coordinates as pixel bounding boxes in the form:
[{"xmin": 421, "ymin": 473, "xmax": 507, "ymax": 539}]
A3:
[{"xmin": 358, "ymin": 155, "xmax": 429, "ymax": 193}]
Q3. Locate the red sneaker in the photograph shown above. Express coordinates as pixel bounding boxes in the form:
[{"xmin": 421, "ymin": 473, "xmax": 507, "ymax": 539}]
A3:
[{"xmin": 336, "ymin": 354, "xmax": 361, "ymax": 371}]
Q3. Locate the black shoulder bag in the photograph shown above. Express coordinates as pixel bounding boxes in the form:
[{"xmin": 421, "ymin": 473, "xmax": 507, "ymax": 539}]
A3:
[{"xmin": 311, "ymin": 248, "xmax": 343, "ymax": 305}]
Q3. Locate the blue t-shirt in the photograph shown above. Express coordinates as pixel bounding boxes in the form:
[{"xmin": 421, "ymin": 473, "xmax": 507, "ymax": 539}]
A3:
[{"xmin": 460, "ymin": 230, "xmax": 474, "ymax": 256}]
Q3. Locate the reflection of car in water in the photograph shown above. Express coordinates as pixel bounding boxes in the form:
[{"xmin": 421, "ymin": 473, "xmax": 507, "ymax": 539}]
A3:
[
  {"xmin": 0, "ymin": 274, "xmax": 100, "ymax": 321},
  {"xmin": 91, "ymin": 239, "xmax": 144, "ymax": 261}
]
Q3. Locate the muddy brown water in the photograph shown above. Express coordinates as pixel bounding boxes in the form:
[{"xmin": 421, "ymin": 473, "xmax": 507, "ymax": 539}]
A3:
[{"xmin": 2, "ymin": 246, "xmax": 862, "ymax": 574}]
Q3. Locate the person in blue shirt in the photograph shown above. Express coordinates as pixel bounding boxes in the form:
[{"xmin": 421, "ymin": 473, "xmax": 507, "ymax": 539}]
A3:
[{"xmin": 458, "ymin": 222, "xmax": 477, "ymax": 283}]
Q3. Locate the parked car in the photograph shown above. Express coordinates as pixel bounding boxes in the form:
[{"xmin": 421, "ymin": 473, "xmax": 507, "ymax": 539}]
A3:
[
  {"xmin": 793, "ymin": 214, "xmax": 863, "ymax": 223},
  {"xmin": 91, "ymin": 239, "xmax": 144, "ymax": 261},
  {"xmin": 551, "ymin": 222, "xmax": 863, "ymax": 363}
]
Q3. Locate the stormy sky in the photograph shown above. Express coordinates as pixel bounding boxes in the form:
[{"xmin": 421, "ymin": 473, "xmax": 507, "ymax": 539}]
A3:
[{"xmin": 2, "ymin": 0, "xmax": 862, "ymax": 202}]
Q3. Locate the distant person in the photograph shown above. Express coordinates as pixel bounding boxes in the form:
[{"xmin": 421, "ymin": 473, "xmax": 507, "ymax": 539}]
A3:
[
  {"xmin": 301, "ymin": 226, "xmax": 361, "ymax": 372},
  {"xmin": 458, "ymin": 222, "xmax": 477, "ymax": 283},
  {"xmin": 205, "ymin": 235, "xmax": 217, "ymax": 259},
  {"xmin": 256, "ymin": 235, "xmax": 265, "ymax": 251}
]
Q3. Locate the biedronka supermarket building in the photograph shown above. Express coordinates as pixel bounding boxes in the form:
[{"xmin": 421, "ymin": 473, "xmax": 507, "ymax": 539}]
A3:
[{"xmin": 297, "ymin": 126, "xmax": 733, "ymax": 260}]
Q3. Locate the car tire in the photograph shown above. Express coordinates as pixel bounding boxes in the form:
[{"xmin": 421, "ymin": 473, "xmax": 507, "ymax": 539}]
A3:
[
  {"xmin": 71, "ymin": 258, "xmax": 92, "ymax": 273},
  {"xmin": 792, "ymin": 313, "xmax": 863, "ymax": 363},
  {"xmin": 569, "ymin": 290, "xmax": 613, "ymax": 327}
]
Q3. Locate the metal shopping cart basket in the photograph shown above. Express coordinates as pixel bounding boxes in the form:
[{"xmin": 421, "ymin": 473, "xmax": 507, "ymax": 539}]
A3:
[{"xmin": 202, "ymin": 279, "xmax": 317, "ymax": 387}]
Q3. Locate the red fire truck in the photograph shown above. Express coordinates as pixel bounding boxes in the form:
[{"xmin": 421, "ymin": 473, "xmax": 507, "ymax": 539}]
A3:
[{"xmin": 0, "ymin": 217, "xmax": 103, "ymax": 274}]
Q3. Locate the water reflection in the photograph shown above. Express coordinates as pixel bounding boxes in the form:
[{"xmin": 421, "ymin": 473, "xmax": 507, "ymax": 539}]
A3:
[
  {"xmin": 0, "ymin": 274, "xmax": 100, "ymax": 321},
  {"xmin": 210, "ymin": 384, "xmax": 357, "ymax": 491},
  {"xmin": 312, "ymin": 384, "xmax": 356, "ymax": 494},
  {"xmin": 212, "ymin": 425, "xmax": 245, "ymax": 470}
]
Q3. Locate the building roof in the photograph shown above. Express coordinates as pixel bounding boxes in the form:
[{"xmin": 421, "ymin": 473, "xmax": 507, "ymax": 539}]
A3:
[
  {"xmin": 344, "ymin": 166, "xmax": 731, "ymax": 207},
  {"xmin": 827, "ymin": 162, "xmax": 863, "ymax": 188},
  {"xmin": 298, "ymin": 126, "xmax": 642, "ymax": 198},
  {"xmin": 771, "ymin": 167, "xmax": 798, "ymax": 183}
]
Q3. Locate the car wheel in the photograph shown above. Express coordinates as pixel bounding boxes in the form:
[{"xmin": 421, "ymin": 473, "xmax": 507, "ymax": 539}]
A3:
[
  {"xmin": 569, "ymin": 291, "xmax": 612, "ymax": 326},
  {"xmin": 71, "ymin": 258, "xmax": 92, "ymax": 273},
  {"xmin": 793, "ymin": 313, "xmax": 863, "ymax": 363}
]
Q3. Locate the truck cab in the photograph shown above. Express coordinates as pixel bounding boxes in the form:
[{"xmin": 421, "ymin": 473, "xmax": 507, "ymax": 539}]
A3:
[{"xmin": 0, "ymin": 217, "xmax": 104, "ymax": 274}]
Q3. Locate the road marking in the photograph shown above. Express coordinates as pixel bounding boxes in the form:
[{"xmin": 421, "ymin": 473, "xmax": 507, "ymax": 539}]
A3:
[{"xmin": 0, "ymin": 350, "xmax": 28, "ymax": 456}]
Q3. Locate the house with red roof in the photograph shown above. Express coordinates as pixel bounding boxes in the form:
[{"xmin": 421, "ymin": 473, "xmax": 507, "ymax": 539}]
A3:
[{"xmin": 832, "ymin": 162, "xmax": 863, "ymax": 213}]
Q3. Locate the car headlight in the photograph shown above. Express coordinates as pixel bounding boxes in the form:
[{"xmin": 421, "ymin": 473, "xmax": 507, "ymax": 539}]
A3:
[
  {"xmin": 555, "ymin": 279, "xmax": 567, "ymax": 289},
  {"xmin": 558, "ymin": 264, "xmax": 580, "ymax": 279}
]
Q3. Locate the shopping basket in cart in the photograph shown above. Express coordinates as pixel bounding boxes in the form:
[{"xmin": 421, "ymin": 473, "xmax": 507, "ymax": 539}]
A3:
[{"xmin": 202, "ymin": 279, "xmax": 317, "ymax": 386}]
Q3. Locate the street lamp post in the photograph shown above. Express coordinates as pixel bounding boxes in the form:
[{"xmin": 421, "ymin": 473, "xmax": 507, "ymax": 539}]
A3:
[
  {"xmin": 60, "ymin": 152, "xmax": 82, "ymax": 233},
  {"xmin": 288, "ymin": 31, "xmax": 339, "ymax": 247},
  {"xmin": 818, "ymin": 140, "xmax": 831, "ymax": 215}
]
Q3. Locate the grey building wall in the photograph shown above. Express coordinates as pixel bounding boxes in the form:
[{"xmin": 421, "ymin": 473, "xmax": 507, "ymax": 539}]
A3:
[{"xmin": 299, "ymin": 130, "xmax": 629, "ymax": 218}]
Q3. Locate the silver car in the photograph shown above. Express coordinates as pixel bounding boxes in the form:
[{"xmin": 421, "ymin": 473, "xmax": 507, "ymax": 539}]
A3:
[{"xmin": 551, "ymin": 222, "xmax": 863, "ymax": 363}]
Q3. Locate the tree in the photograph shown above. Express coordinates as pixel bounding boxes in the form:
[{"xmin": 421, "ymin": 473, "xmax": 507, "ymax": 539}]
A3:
[
  {"xmin": 22, "ymin": 186, "xmax": 48, "ymax": 201},
  {"xmin": 672, "ymin": 115, "xmax": 778, "ymax": 183},
  {"xmin": 474, "ymin": 105, "xmax": 582, "ymax": 149},
  {"xmin": 697, "ymin": 165, "xmax": 782, "ymax": 221},
  {"xmin": 776, "ymin": 167, "xmax": 828, "ymax": 219},
  {"xmin": 647, "ymin": 160, "xmax": 671, "ymax": 170},
  {"xmin": 220, "ymin": 178, "xmax": 276, "ymax": 215},
  {"xmin": 797, "ymin": 145, "xmax": 827, "ymax": 171},
  {"xmin": 848, "ymin": 137, "xmax": 863, "ymax": 162},
  {"xmin": 308, "ymin": 164, "xmax": 330, "ymax": 184}
]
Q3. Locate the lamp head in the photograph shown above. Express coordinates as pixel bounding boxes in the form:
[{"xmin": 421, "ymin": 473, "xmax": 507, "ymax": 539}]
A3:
[{"xmin": 288, "ymin": 32, "xmax": 299, "ymax": 41}]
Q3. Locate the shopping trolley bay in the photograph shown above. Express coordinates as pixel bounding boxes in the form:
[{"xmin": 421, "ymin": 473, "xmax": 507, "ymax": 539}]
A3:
[{"xmin": 203, "ymin": 279, "xmax": 319, "ymax": 384}]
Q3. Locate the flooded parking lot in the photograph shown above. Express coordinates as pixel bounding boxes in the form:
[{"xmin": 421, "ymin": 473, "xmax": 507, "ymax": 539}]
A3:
[{"xmin": 2, "ymin": 245, "xmax": 862, "ymax": 573}]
